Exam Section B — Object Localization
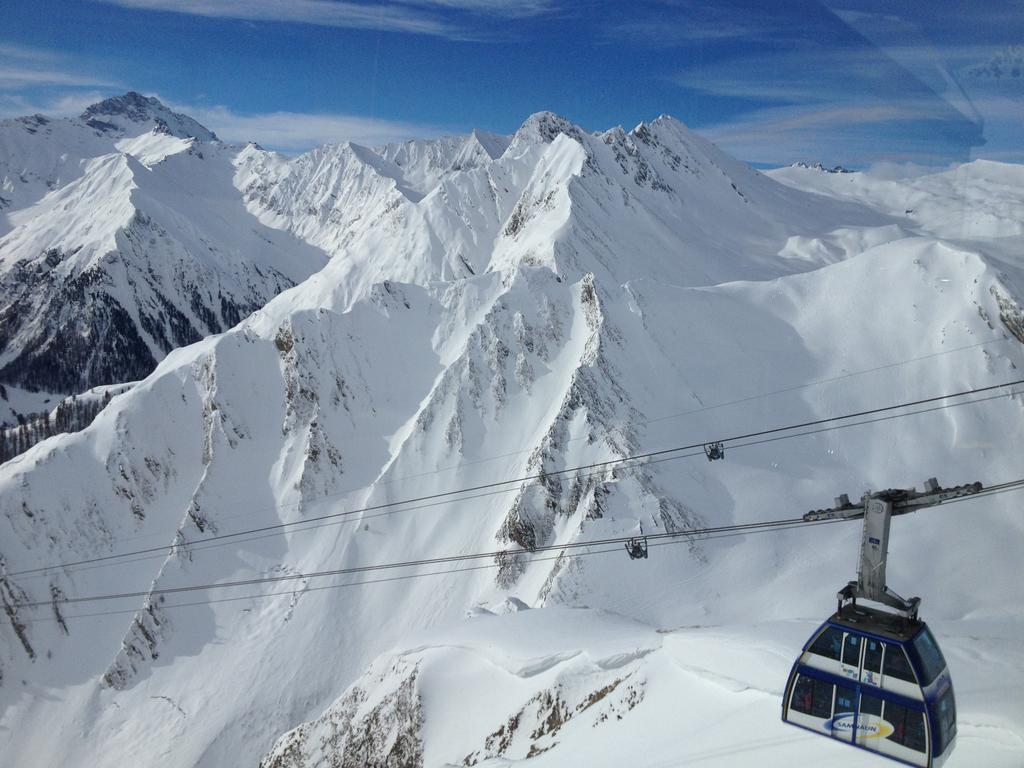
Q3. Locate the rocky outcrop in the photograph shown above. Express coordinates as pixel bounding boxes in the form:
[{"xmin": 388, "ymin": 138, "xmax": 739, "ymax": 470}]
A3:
[{"xmin": 262, "ymin": 658, "xmax": 424, "ymax": 768}]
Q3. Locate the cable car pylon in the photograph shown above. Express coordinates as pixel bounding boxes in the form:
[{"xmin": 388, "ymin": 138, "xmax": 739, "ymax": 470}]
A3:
[
  {"xmin": 803, "ymin": 477, "xmax": 982, "ymax": 619},
  {"xmin": 784, "ymin": 477, "xmax": 982, "ymax": 767}
]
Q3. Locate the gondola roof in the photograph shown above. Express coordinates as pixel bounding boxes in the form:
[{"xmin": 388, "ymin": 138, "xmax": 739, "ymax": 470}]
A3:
[{"xmin": 826, "ymin": 603, "xmax": 924, "ymax": 643}]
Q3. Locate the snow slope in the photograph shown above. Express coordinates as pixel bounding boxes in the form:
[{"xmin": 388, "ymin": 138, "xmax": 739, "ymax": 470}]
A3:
[
  {"xmin": 0, "ymin": 97, "xmax": 893, "ymax": 412},
  {"xmin": 231, "ymin": 111, "xmax": 905, "ymax": 336},
  {"xmin": 262, "ymin": 609, "xmax": 1024, "ymax": 768},
  {"xmin": 769, "ymin": 160, "xmax": 1024, "ymax": 240},
  {"xmin": 0, "ymin": 112, "xmax": 1022, "ymax": 768},
  {"xmin": 0, "ymin": 93, "xmax": 328, "ymax": 407}
]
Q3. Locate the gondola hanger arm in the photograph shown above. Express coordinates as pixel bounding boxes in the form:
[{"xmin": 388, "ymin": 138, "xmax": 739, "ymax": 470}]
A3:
[{"xmin": 802, "ymin": 478, "xmax": 983, "ymax": 619}]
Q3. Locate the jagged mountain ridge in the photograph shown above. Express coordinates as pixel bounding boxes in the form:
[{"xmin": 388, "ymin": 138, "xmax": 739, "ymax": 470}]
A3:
[
  {"xmin": 236, "ymin": 109, "xmax": 892, "ymax": 313},
  {"xmin": 0, "ymin": 102, "xmax": 1022, "ymax": 767},
  {"xmin": 0, "ymin": 93, "xmax": 327, "ymax": 415},
  {"xmin": 0, "ymin": 95, "xmax": 888, "ymax": 420}
]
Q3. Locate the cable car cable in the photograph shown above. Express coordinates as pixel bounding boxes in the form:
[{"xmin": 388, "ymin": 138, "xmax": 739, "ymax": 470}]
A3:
[
  {"xmin": 21, "ymin": 518, "xmax": 851, "ymax": 624},
  {"xmin": 6, "ymin": 379, "xmax": 1021, "ymax": 580},
  {"xmin": 13, "ymin": 517, "xmax": 814, "ymax": 608},
  {"xmin": 21, "ymin": 478, "xmax": 1024, "ymax": 627},
  {"xmin": 13, "ymin": 387, "xmax": 1020, "ymax": 585},
  {"xmin": 14, "ymin": 478, "xmax": 1023, "ymax": 611},
  {"xmin": 20, "ymin": 477, "xmax": 1024, "ymax": 622},
  {"xmin": 32, "ymin": 335, "xmax": 1009, "ymax": 554}
]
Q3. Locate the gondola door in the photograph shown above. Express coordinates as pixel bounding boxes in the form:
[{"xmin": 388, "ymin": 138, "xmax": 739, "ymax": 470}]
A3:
[
  {"xmin": 860, "ymin": 636, "xmax": 884, "ymax": 687},
  {"xmin": 840, "ymin": 632, "xmax": 863, "ymax": 683},
  {"xmin": 855, "ymin": 690, "xmax": 886, "ymax": 754},
  {"xmin": 831, "ymin": 685, "xmax": 858, "ymax": 744},
  {"xmin": 828, "ymin": 631, "xmax": 866, "ymax": 745}
]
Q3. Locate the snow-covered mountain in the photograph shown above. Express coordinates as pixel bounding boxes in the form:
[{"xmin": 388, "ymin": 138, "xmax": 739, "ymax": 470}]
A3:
[
  {"xmin": 79, "ymin": 91, "xmax": 219, "ymax": 143},
  {"xmin": 0, "ymin": 93, "xmax": 327, "ymax": 418},
  {"xmin": 236, "ymin": 111, "xmax": 891, "ymax": 311},
  {"xmin": 790, "ymin": 161, "xmax": 852, "ymax": 174},
  {"xmin": 0, "ymin": 94, "xmax": 883, "ymax": 423},
  {"xmin": 0, "ymin": 105, "xmax": 1022, "ymax": 768}
]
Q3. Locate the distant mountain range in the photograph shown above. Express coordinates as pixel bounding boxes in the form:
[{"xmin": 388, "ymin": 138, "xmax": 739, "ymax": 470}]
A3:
[
  {"xmin": 1, "ymin": 93, "xmax": 1022, "ymax": 768},
  {"xmin": 0, "ymin": 93, "xmax": 326, "ymax": 424},
  {"xmin": 0, "ymin": 92, "xmax": 870, "ymax": 427}
]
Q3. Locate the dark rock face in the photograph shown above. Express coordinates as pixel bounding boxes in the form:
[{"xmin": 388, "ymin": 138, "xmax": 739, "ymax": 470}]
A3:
[
  {"xmin": 792, "ymin": 161, "xmax": 852, "ymax": 174},
  {"xmin": 0, "ymin": 254, "xmax": 153, "ymax": 392},
  {"xmin": 80, "ymin": 91, "xmax": 219, "ymax": 142},
  {"xmin": 0, "ymin": 94, "xmax": 312, "ymax": 408},
  {"xmin": 0, "ymin": 387, "xmax": 119, "ymax": 461},
  {"xmin": 261, "ymin": 660, "xmax": 425, "ymax": 768},
  {"xmin": 0, "ymin": 240, "xmax": 288, "ymax": 396},
  {"xmin": 0, "ymin": 279, "xmax": 157, "ymax": 393}
]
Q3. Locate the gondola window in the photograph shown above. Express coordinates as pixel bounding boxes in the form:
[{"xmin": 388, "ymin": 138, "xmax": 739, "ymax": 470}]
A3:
[
  {"xmin": 808, "ymin": 626, "xmax": 843, "ymax": 661},
  {"xmin": 882, "ymin": 644, "xmax": 917, "ymax": 683},
  {"xmin": 884, "ymin": 701, "xmax": 927, "ymax": 753},
  {"xmin": 932, "ymin": 689, "xmax": 957, "ymax": 753},
  {"xmin": 863, "ymin": 638, "xmax": 883, "ymax": 675},
  {"xmin": 860, "ymin": 692, "xmax": 883, "ymax": 717},
  {"xmin": 912, "ymin": 628, "xmax": 947, "ymax": 686},
  {"xmin": 791, "ymin": 674, "xmax": 834, "ymax": 719},
  {"xmin": 842, "ymin": 633, "xmax": 861, "ymax": 666}
]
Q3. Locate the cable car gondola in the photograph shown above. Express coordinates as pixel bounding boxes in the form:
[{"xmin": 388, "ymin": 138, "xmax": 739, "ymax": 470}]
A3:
[
  {"xmin": 783, "ymin": 599, "xmax": 956, "ymax": 767},
  {"xmin": 704, "ymin": 442, "xmax": 725, "ymax": 461},
  {"xmin": 782, "ymin": 479, "xmax": 981, "ymax": 767},
  {"xmin": 624, "ymin": 536, "xmax": 648, "ymax": 560}
]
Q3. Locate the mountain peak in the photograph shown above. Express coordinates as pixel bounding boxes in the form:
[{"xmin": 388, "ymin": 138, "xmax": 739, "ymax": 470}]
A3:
[
  {"xmin": 513, "ymin": 111, "xmax": 585, "ymax": 146},
  {"xmin": 80, "ymin": 91, "xmax": 218, "ymax": 142},
  {"xmin": 630, "ymin": 115, "xmax": 692, "ymax": 145},
  {"xmin": 791, "ymin": 161, "xmax": 852, "ymax": 174}
]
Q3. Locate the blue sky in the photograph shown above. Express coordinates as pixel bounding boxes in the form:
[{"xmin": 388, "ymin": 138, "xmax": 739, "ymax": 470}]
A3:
[{"xmin": 1, "ymin": 0, "xmax": 1021, "ymax": 167}]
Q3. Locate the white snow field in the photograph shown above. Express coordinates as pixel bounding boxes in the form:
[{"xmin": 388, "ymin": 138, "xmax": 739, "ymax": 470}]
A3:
[
  {"xmin": 0, "ymin": 93, "xmax": 327, "ymax": 408},
  {"xmin": 0, "ymin": 103, "xmax": 1022, "ymax": 767}
]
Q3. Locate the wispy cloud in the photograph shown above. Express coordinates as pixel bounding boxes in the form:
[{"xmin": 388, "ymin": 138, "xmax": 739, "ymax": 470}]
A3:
[
  {"xmin": 168, "ymin": 102, "xmax": 449, "ymax": 151},
  {"xmin": 698, "ymin": 98, "xmax": 1000, "ymax": 167},
  {"xmin": 95, "ymin": 0, "xmax": 446, "ymax": 35},
  {"xmin": 93, "ymin": 0, "xmax": 554, "ymax": 38},
  {"xmin": 676, "ymin": 44, "xmax": 998, "ymax": 103},
  {"xmin": 0, "ymin": 42, "xmax": 120, "ymax": 90},
  {"xmin": 610, "ymin": 18, "xmax": 768, "ymax": 47},
  {"xmin": 830, "ymin": 9, "xmax": 909, "ymax": 28},
  {"xmin": 679, "ymin": 34, "xmax": 1024, "ymax": 166},
  {"xmin": 0, "ymin": 67, "xmax": 119, "ymax": 89},
  {"xmin": 712, "ymin": 104, "xmax": 927, "ymax": 136},
  {"xmin": 399, "ymin": 0, "xmax": 552, "ymax": 15},
  {"xmin": 0, "ymin": 43, "xmax": 61, "ymax": 62},
  {"xmin": 701, "ymin": 102, "xmax": 937, "ymax": 159},
  {"xmin": 0, "ymin": 90, "xmax": 112, "ymax": 119},
  {"xmin": 603, "ymin": 1, "xmax": 813, "ymax": 47}
]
